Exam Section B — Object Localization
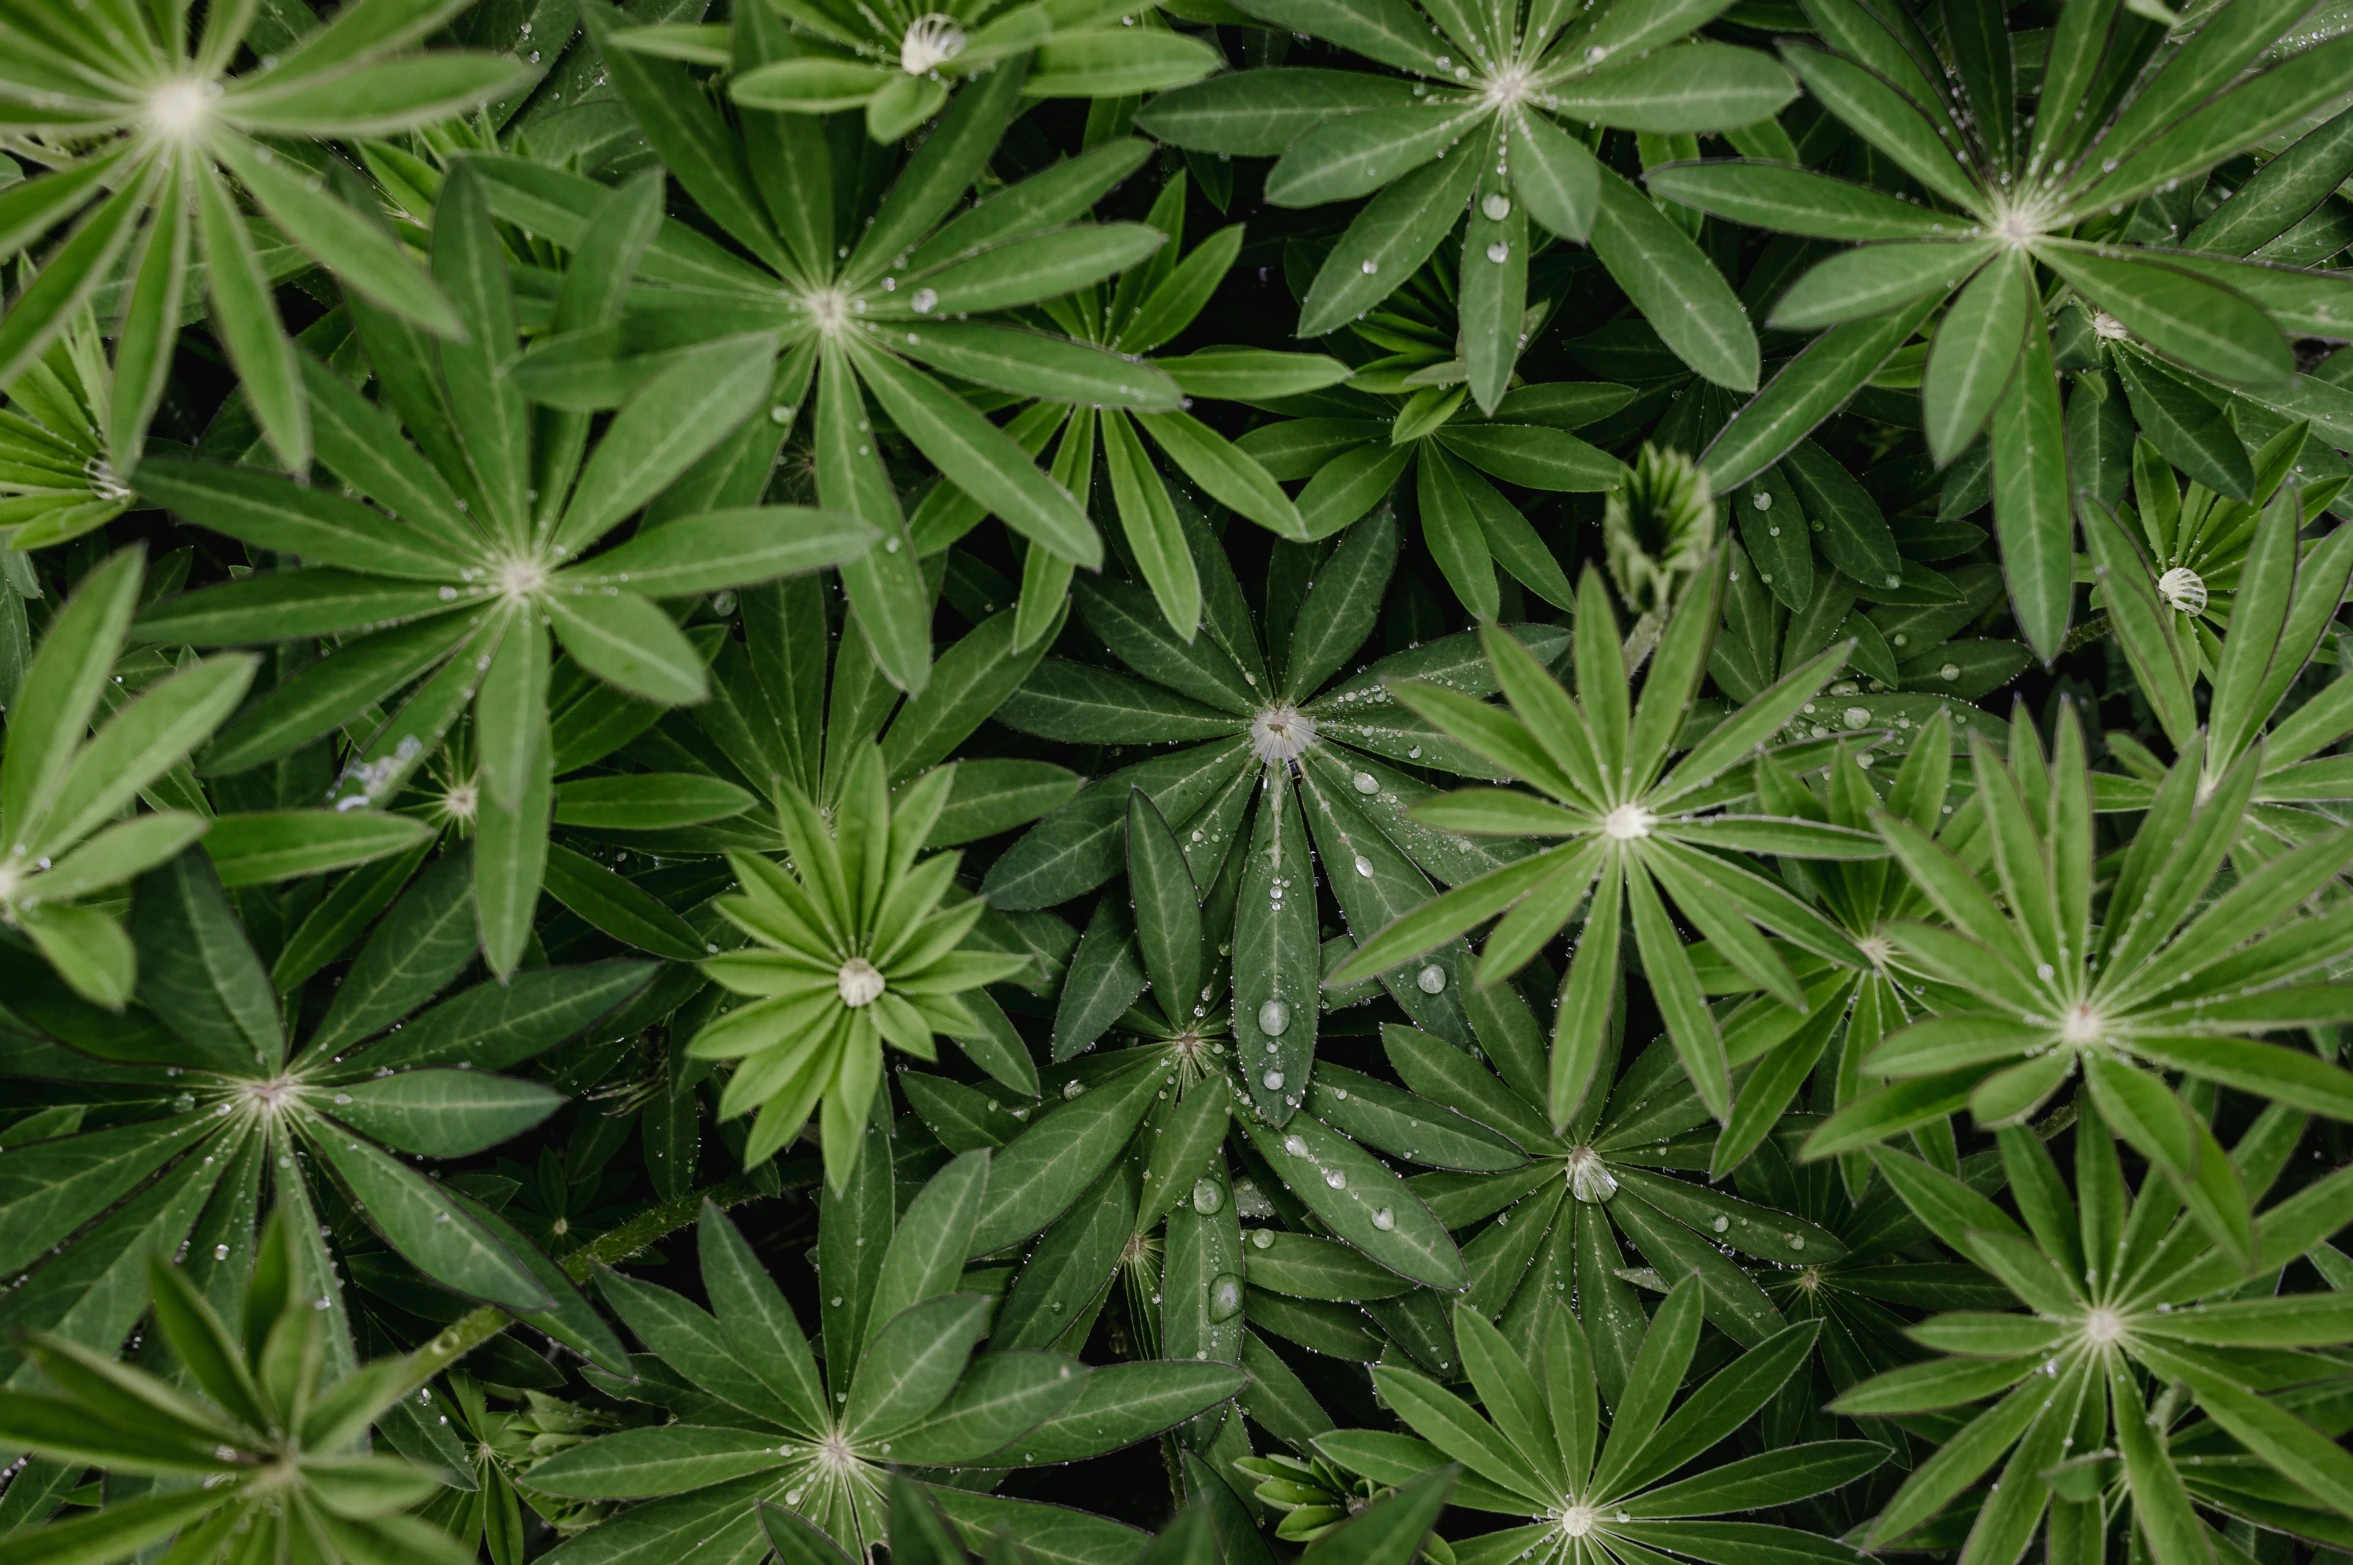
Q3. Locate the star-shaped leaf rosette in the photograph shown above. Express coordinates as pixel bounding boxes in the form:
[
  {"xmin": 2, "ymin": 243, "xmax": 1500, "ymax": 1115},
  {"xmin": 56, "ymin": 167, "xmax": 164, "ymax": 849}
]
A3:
[
  {"xmin": 525, "ymin": 1197, "xmax": 1238, "ymax": 1560},
  {"xmin": 132, "ymin": 163, "xmax": 875, "ymax": 975},
  {"xmin": 1805, "ymin": 698, "xmax": 2353, "ymax": 1270},
  {"xmin": 0, "ymin": 0, "xmax": 526, "ymax": 471},
  {"xmin": 987, "ymin": 505, "xmax": 1569, "ymax": 1123},
  {"xmin": 1837, "ymin": 1114, "xmax": 2353, "ymax": 1565},
  {"xmin": 688, "ymin": 744, "xmax": 1033, "ymax": 1189},
  {"xmin": 1328, "ymin": 561, "xmax": 1885, "ymax": 1132},
  {"xmin": 1648, "ymin": 0, "xmax": 2353, "ymax": 656},
  {"xmin": 0, "ymin": 1208, "xmax": 474, "ymax": 1565},
  {"xmin": 469, "ymin": 37, "xmax": 1185, "ymax": 695},
  {"xmin": 1139, "ymin": 0, "xmax": 1796, "ymax": 405},
  {"xmin": 1313, "ymin": 1283, "xmax": 1884, "ymax": 1565}
]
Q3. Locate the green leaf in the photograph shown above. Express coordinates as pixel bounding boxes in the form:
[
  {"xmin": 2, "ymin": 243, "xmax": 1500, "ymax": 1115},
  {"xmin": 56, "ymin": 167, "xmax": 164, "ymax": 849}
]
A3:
[
  {"xmin": 1026, "ymin": 28, "xmax": 1220, "ymax": 97},
  {"xmin": 306, "ymin": 1131, "xmax": 552, "ymax": 1311},
  {"xmin": 1554, "ymin": 44, "xmax": 1794, "ymax": 132},
  {"xmin": 1229, "ymin": 0, "xmax": 1438, "ymax": 71},
  {"xmin": 1507, "ymin": 111, "xmax": 1601, "ymax": 243},
  {"xmin": 1266, "ymin": 106, "xmax": 1480, "ymax": 207},
  {"xmin": 134, "ymin": 571, "xmax": 470, "ymax": 646},
  {"xmin": 898, "ymin": 322, "xmax": 1181, "ymax": 410},
  {"xmin": 214, "ymin": 135, "xmax": 460, "ymax": 337},
  {"xmin": 1771, "ymin": 242, "xmax": 1985, "ymax": 332},
  {"xmin": 3, "ymin": 549, "xmax": 140, "ymax": 849},
  {"xmin": 1778, "ymin": 42, "xmax": 1983, "ymax": 211},
  {"xmin": 969, "ymin": 1059, "xmax": 1163, "ymax": 1255},
  {"xmin": 1102, "ymin": 409, "xmax": 1201, "ymax": 638},
  {"xmin": 202, "ymin": 611, "xmax": 482, "ymax": 776},
  {"xmin": 555, "ymin": 334, "xmax": 780, "ymax": 555},
  {"xmin": 1136, "ymin": 69, "xmax": 1422, "ymax": 155},
  {"xmin": 887, "ymin": 1351, "xmax": 1088, "ymax": 1465},
  {"xmin": 1645, "ymin": 159, "xmax": 1950, "ymax": 239},
  {"xmin": 697, "ymin": 1201, "xmax": 827, "ymax": 1435},
  {"xmin": 0, "ymin": 1487, "xmax": 225, "ymax": 1565},
  {"xmin": 1615, "ymin": 1320, "xmax": 1822, "ymax": 1493},
  {"xmin": 555, "ymin": 774, "xmax": 755, "ymax": 831},
  {"xmin": 2113, "ymin": 352, "xmax": 2255, "ymax": 501},
  {"xmin": 528, "ymin": 1426, "xmax": 789, "ymax": 1499},
  {"xmin": 565, "ymin": 507, "xmax": 877, "ymax": 597},
  {"xmin": 1136, "ymin": 411, "xmax": 1308, "ymax": 541},
  {"xmin": 1126, "ymin": 788, "xmax": 1205, "ymax": 1028},
  {"xmin": 1923, "ymin": 249, "xmax": 2030, "ymax": 464},
  {"xmin": 0, "ymin": 1115, "xmax": 218, "ymax": 1279},
  {"xmin": 1235, "ymin": 1112, "xmax": 1465, "ymax": 1289},
  {"xmin": 2185, "ymin": 103, "xmax": 2353, "ymax": 256},
  {"xmin": 2038, "ymin": 244, "xmax": 2292, "ymax": 386},
  {"xmin": 1310, "ymin": 1062, "xmax": 1525, "ymax": 1173},
  {"xmin": 898, "ymin": 224, "xmax": 1167, "ymax": 318},
  {"xmin": 202, "ymin": 810, "xmax": 435, "ymax": 888},
  {"xmin": 1593, "ymin": 166, "xmax": 1758, "ymax": 391},
  {"xmin": 133, "ymin": 848, "xmax": 285, "ymax": 1072},
  {"xmin": 474, "ymin": 749, "xmax": 552, "ymax": 979},
  {"xmin": 1296, "ymin": 1468, "xmax": 1453, "ymax": 1564},
  {"xmin": 1990, "ymin": 318, "xmax": 2070, "ymax": 660},
  {"xmin": 546, "ymin": 593, "xmax": 709, "ymax": 705},
  {"xmin": 321, "ymin": 1069, "xmax": 561, "ymax": 1157},
  {"xmin": 0, "ymin": 169, "xmax": 149, "ymax": 393},
  {"xmin": 1159, "ymin": 349, "xmax": 1356, "ymax": 402},
  {"xmin": 854, "ymin": 344, "xmax": 1101, "ymax": 569},
  {"xmin": 1436, "ymin": 424, "xmax": 1621, "ymax": 492},
  {"xmin": 1702, "ymin": 297, "xmax": 1942, "ymax": 490},
  {"xmin": 1299, "ymin": 148, "xmax": 1482, "ymax": 338},
  {"xmin": 845, "ymin": 1293, "xmax": 989, "ymax": 1441},
  {"xmin": 982, "ymin": 1359, "xmax": 1245, "ymax": 1466},
  {"xmin": 542, "ymin": 843, "xmax": 707, "ymax": 960},
  {"xmin": 1784, "ymin": 439, "xmax": 1904, "ymax": 593},
  {"xmin": 194, "ymin": 175, "xmax": 313, "ymax": 475}
]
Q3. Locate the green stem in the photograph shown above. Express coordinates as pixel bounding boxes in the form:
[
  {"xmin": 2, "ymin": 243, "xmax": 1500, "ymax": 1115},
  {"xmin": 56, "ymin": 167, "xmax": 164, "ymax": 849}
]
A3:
[
  {"xmin": 2061, "ymin": 613, "xmax": 2111, "ymax": 654},
  {"xmin": 392, "ymin": 1173, "xmax": 772, "ymax": 1397}
]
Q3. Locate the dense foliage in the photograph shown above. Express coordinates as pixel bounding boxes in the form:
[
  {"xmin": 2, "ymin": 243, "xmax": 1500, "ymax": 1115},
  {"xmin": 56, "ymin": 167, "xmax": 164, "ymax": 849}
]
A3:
[{"xmin": 3, "ymin": 0, "xmax": 2353, "ymax": 1560}]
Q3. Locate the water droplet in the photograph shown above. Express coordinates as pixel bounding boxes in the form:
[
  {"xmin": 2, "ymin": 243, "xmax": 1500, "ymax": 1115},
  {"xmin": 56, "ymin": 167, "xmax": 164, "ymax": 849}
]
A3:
[
  {"xmin": 1258, "ymin": 1000, "xmax": 1291, "ymax": 1036},
  {"xmin": 1192, "ymin": 1177, "xmax": 1225, "ymax": 1215}
]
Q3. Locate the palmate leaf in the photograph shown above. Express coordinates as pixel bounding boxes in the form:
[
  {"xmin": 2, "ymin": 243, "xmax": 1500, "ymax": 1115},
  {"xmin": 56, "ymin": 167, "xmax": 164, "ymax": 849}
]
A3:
[
  {"xmin": 1666, "ymin": 0, "xmax": 2352, "ymax": 645},
  {"xmin": 0, "ymin": 548, "xmax": 253, "ymax": 1004},
  {"xmin": 1810, "ymin": 699, "xmax": 2353, "ymax": 1257},
  {"xmin": 135, "ymin": 163, "xmax": 870, "ymax": 974},
  {"xmin": 0, "ymin": 0, "xmax": 520, "ymax": 468},
  {"xmin": 1337, "ymin": 566, "xmax": 1872, "ymax": 1123},
  {"xmin": 1151, "ymin": 0, "xmax": 1785, "ymax": 390},
  {"xmin": 1838, "ymin": 1101, "xmax": 2353, "ymax": 1562}
]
